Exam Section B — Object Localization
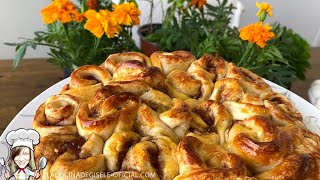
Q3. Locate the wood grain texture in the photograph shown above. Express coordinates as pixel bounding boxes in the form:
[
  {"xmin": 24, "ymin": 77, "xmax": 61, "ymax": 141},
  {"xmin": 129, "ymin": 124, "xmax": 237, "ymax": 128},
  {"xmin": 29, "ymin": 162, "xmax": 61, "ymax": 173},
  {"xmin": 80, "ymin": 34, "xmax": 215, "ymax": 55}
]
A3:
[{"xmin": 0, "ymin": 48, "xmax": 319, "ymax": 135}]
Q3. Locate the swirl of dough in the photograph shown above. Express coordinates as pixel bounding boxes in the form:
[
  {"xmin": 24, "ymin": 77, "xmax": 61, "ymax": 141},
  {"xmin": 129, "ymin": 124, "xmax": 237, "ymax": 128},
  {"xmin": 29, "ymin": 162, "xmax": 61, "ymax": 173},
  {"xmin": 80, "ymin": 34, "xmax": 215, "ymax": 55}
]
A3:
[
  {"xmin": 33, "ymin": 94, "xmax": 80, "ymax": 137},
  {"xmin": 112, "ymin": 60, "xmax": 165, "ymax": 90},
  {"xmin": 49, "ymin": 134, "xmax": 106, "ymax": 180},
  {"xmin": 135, "ymin": 103, "xmax": 179, "ymax": 142},
  {"xmin": 60, "ymin": 65, "xmax": 111, "ymax": 102},
  {"xmin": 226, "ymin": 63, "xmax": 272, "ymax": 95},
  {"xmin": 70, "ymin": 65, "xmax": 111, "ymax": 88},
  {"xmin": 194, "ymin": 100, "xmax": 232, "ymax": 144},
  {"xmin": 101, "ymin": 52, "xmax": 151, "ymax": 74},
  {"xmin": 222, "ymin": 101, "xmax": 271, "ymax": 121},
  {"xmin": 165, "ymin": 70, "xmax": 202, "ymax": 100},
  {"xmin": 158, "ymin": 99, "xmax": 192, "ymax": 140},
  {"xmin": 150, "ymin": 51, "xmax": 196, "ymax": 75},
  {"xmin": 121, "ymin": 136, "xmax": 179, "ymax": 180},
  {"xmin": 262, "ymin": 92, "xmax": 304, "ymax": 127},
  {"xmin": 103, "ymin": 131, "xmax": 142, "ymax": 172},
  {"xmin": 76, "ymin": 92, "xmax": 140, "ymax": 140},
  {"xmin": 209, "ymin": 78, "xmax": 244, "ymax": 103},
  {"xmin": 187, "ymin": 54, "xmax": 228, "ymax": 82},
  {"xmin": 255, "ymin": 154, "xmax": 317, "ymax": 180},
  {"xmin": 225, "ymin": 115, "xmax": 293, "ymax": 173},
  {"xmin": 174, "ymin": 136, "xmax": 251, "ymax": 180}
]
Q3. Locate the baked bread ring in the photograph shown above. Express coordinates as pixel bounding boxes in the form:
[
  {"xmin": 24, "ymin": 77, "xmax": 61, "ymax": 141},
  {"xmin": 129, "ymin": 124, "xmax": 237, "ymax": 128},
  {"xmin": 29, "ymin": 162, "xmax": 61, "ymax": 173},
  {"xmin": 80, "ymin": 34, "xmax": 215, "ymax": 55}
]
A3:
[
  {"xmin": 150, "ymin": 51, "xmax": 196, "ymax": 75},
  {"xmin": 33, "ymin": 94, "xmax": 80, "ymax": 137},
  {"xmin": 102, "ymin": 52, "xmax": 151, "ymax": 74},
  {"xmin": 76, "ymin": 92, "xmax": 140, "ymax": 140}
]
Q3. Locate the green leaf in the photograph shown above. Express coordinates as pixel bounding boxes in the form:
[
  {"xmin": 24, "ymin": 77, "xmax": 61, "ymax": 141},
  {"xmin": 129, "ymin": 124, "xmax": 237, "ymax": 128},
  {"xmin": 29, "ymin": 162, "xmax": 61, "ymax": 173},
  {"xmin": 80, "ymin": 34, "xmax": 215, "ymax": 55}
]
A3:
[{"xmin": 13, "ymin": 45, "xmax": 27, "ymax": 69}]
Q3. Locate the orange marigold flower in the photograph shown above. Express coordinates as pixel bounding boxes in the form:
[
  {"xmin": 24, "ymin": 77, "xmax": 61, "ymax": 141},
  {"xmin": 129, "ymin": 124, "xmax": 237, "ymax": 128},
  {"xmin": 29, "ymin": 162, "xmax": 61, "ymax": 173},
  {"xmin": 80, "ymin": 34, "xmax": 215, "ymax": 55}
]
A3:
[
  {"xmin": 41, "ymin": 0, "xmax": 82, "ymax": 24},
  {"xmin": 256, "ymin": 2, "xmax": 273, "ymax": 17},
  {"xmin": 87, "ymin": 0, "xmax": 98, "ymax": 10},
  {"xmin": 100, "ymin": 10, "xmax": 122, "ymax": 38},
  {"xmin": 84, "ymin": 9, "xmax": 105, "ymax": 38},
  {"xmin": 112, "ymin": 2, "xmax": 140, "ymax": 26},
  {"xmin": 239, "ymin": 22, "xmax": 275, "ymax": 48},
  {"xmin": 84, "ymin": 9, "xmax": 122, "ymax": 38},
  {"xmin": 41, "ymin": 5, "xmax": 60, "ymax": 24},
  {"xmin": 190, "ymin": 0, "xmax": 207, "ymax": 9}
]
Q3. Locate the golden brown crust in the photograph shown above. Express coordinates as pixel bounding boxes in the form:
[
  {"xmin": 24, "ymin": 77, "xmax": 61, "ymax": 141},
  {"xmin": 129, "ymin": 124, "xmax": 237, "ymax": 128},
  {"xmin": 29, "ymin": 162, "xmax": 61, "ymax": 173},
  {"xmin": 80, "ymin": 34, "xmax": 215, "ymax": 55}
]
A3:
[
  {"xmin": 175, "ymin": 136, "xmax": 251, "ymax": 180},
  {"xmin": 121, "ymin": 136, "xmax": 179, "ymax": 180},
  {"xmin": 102, "ymin": 52, "xmax": 151, "ymax": 74},
  {"xmin": 76, "ymin": 92, "xmax": 140, "ymax": 140},
  {"xmin": 32, "ymin": 94, "xmax": 80, "ymax": 137},
  {"xmin": 225, "ymin": 116, "xmax": 293, "ymax": 173},
  {"xmin": 226, "ymin": 63, "xmax": 272, "ymax": 95},
  {"xmin": 113, "ymin": 60, "xmax": 165, "ymax": 90},
  {"xmin": 150, "ymin": 51, "xmax": 196, "ymax": 75},
  {"xmin": 103, "ymin": 131, "xmax": 142, "ymax": 172},
  {"xmin": 70, "ymin": 65, "xmax": 111, "ymax": 88}
]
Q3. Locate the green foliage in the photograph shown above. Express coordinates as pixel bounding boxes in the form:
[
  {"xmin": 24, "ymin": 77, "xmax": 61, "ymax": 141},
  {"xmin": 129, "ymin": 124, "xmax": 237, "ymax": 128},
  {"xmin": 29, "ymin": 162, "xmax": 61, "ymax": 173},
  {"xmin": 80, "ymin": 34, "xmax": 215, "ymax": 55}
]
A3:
[
  {"xmin": 148, "ymin": 0, "xmax": 310, "ymax": 88},
  {"xmin": 5, "ymin": 0, "xmax": 139, "ymax": 71}
]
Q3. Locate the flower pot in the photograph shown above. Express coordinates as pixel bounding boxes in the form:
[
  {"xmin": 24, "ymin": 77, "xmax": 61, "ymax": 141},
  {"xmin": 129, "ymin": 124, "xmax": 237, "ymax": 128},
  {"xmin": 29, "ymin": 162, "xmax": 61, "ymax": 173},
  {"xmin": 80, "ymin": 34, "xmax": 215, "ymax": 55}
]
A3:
[{"xmin": 137, "ymin": 23, "xmax": 161, "ymax": 56}]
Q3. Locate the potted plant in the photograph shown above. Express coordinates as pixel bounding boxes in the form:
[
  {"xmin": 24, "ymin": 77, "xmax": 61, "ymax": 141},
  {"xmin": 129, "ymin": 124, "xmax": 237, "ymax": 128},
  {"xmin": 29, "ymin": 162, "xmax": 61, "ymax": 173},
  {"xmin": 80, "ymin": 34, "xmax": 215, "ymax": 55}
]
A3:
[
  {"xmin": 5, "ymin": 0, "xmax": 141, "ymax": 77},
  {"xmin": 148, "ymin": 0, "xmax": 310, "ymax": 88},
  {"xmin": 137, "ymin": 0, "xmax": 164, "ymax": 56}
]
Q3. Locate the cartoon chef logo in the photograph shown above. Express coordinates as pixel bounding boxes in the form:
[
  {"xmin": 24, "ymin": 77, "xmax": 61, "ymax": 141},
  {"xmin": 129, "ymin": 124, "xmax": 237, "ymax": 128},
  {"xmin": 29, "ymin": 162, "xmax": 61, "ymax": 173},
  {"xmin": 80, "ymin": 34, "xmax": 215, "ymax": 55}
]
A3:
[{"xmin": 0, "ymin": 129, "xmax": 47, "ymax": 180}]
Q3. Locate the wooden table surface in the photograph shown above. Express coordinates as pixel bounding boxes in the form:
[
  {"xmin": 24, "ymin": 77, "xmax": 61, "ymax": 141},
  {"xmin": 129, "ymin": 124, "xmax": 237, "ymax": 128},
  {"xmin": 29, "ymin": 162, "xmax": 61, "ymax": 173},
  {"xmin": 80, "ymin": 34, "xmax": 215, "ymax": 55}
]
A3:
[{"xmin": 1, "ymin": 48, "xmax": 320, "ymax": 135}]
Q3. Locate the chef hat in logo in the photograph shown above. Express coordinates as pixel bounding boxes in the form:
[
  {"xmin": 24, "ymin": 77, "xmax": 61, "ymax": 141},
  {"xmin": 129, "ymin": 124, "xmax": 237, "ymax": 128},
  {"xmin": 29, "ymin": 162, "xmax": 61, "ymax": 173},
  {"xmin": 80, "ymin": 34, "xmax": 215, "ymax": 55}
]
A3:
[{"xmin": 6, "ymin": 129, "xmax": 40, "ymax": 151}]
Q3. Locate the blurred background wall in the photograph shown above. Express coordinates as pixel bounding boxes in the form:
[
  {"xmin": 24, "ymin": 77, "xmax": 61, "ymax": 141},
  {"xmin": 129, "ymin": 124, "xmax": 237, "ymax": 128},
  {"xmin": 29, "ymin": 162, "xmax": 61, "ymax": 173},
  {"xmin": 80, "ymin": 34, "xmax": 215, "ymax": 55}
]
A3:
[{"xmin": 0, "ymin": 0, "xmax": 319, "ymax": 60}]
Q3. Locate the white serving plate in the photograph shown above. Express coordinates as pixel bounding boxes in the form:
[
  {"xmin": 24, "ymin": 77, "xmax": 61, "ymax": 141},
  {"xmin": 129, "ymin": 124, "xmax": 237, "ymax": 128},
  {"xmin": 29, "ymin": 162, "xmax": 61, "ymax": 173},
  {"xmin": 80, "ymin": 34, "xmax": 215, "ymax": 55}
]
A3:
[{"xmin": 0, "ymin": 78, "xmax": 319, "ymax": 162}]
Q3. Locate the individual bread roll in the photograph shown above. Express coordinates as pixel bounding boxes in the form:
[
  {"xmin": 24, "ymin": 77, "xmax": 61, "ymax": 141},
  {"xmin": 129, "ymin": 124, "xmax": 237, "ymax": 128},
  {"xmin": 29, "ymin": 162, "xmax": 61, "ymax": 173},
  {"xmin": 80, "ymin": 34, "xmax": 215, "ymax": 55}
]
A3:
[
  {"xmin": 174, "ymin": 136, "xmax": 252, "ymax": 180},
  {"xmin": 101, "ymin": 52, "xmax": 151, "ymax": 75},
  {"xmin": 262, "ymin": 92, "xmax": 304, "ymax": 127},
  {"xmin": 112, "ymin": 60, "xmax": 165, "ymax": 90},
  {"xmin": 121, "ymin": 136, "xmax": 179, "ymax": 180},
  {"xmin": 226, "ymin": 63, "xmax": 272, "ymax": 95},
  {"xmin": 33, "ymin": 94, "xmax": 80, "ymax": 137},
  {"xmin": 225, "ymin": 115, "xmax": 293, "ymax": 173},
  {"xmin": 49, "ymin": 134, "xmax": 106, "ymax": 180},
  {"xmin": 103, "ymin": 131, "xmax": 142, "ymax": 172},
  {"xmin": 61, "ymin": 65, "xmax": 111, "ymax": 102},
  {"xmin": 34, "ymin": 134, "xmax": 86, "ymax": 180},
  {"xmin": 150, "ymin": 51, "xmax": 196, "ymax": 75},
  {"xmin": 77, "ymin": 92, "xmax": 140, "ymax": 140},
  {"xmin": 135, "ymin": 103, "xmax": 179, "ymax": 143}
]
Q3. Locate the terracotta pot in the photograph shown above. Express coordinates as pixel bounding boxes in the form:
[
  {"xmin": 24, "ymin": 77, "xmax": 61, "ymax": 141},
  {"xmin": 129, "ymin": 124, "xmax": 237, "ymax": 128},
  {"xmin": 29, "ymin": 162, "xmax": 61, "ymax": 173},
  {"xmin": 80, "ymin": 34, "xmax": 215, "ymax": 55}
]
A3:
[{"xmin": 137, "ymin": 23, "xmax": 161, "ymax": 56}]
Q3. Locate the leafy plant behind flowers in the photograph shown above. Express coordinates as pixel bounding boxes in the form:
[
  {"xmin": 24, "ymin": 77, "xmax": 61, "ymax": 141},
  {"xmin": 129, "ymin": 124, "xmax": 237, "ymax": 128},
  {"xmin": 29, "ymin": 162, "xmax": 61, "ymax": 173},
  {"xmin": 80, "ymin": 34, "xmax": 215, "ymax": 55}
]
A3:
[
  {"xmin": 5, "ymin": 0, "xmax": 140, "ymax": 71},
  {"xmin": 148, "ymin": 0, "xmax": 310, "ymax": 88}
]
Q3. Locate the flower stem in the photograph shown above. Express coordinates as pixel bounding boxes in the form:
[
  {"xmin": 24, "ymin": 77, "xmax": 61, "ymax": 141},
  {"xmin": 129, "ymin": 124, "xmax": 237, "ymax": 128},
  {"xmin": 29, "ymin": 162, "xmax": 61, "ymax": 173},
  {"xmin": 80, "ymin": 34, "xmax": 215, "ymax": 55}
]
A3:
[{"xmin": 238, "ymin": 42, "xmax": 255, "ymax": 67}]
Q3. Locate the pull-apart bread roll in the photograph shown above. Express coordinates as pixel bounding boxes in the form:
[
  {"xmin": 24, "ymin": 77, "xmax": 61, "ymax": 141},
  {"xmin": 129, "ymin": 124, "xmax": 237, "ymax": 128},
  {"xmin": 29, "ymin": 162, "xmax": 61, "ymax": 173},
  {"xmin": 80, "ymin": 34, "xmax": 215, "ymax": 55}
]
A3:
[
  {"xmin": 61, "ymin": 65, "xmax": 111, "ymax": 102},
  {"xmin": 77, "ymin": 92, "xmax": 140, "ymax": 140},
  {"xmin": 32, "ymin": 51, "xmax": 319, "ymax": 180},
  {"xmin": 33, "ymin": 94, "xmax": 80, "ymax": 136},
  {"xmin": 101, "ymin": 52, "xmax": 151, "ymax": 75}
]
